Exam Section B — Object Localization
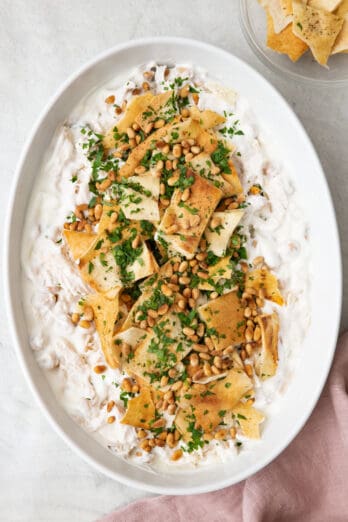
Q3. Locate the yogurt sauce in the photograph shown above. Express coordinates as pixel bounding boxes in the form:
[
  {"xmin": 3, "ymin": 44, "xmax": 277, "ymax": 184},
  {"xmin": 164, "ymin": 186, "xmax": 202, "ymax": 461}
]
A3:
[{"xmin": 21, "ymin": 63, "xmax": 310, "ymax": 471}]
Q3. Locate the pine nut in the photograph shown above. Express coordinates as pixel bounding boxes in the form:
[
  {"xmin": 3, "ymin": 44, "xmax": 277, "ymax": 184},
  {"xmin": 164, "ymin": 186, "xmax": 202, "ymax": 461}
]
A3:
[
  {"xmin": 94, "ymin": 365, "xmax": 106, "ymax": 374},
  {"xmin": 253, "ymin": 326, "xmax": 261, "ymax": 342},
  {"xmin": 181, "ymin": 188, "xmax": 190, "ymax": 202},
  {"xmin": 253, "ymin": 256, "xmax": 264, "ymax": 266},
  {"xmin": 154, "ymin": 119, "xmax": 165, "ymax": 129},
  {"xmin": 107, "ymin": 416, "xmax": 115, "ymax": 424},
  {"xmin": 161, "ymin": 284, "xmax": 173, "ymax": 297},
  {"xmin": 137, "ymin": 429, "xmax": 147, "ymax": 439},
  {"xmin": 230, "ymin": 428, "xmax": 237, "ymax": 439},
  {"xmin": 71, "ymin": 313, "xmax": 80, "ymax": 325},
  {"xmin": 192, "ymin": 288, "xmax": 200, "ymax": 300},
  {"xmin": 121, "ymin": 378, "xmax": 132, "ymax": 392},
  {"xmin": 158, "ymin": 303, "xmax": 169, "ymax": 315},
  {"xmin": 107, "ymin": 400, "xmax": 115, "ymax": 412},
  {"xmin": 183, "ymin": 327, "xmax": 195, "ymax": 337},
  {"xmin": 152, "ymin": 418, "xmax": 166, "ymax": 429},
  {"xmin": 171, "ymin": 381, "xmax": 183, "ymax": 392},
  {"xmin": 79, "ymin": 320, "xmax": 91, "ymax": 329},
  {"xmin": 160, "ymin": 375, "xmax": 169, "ymax": 387},
  {"xmin": 105, "ymin": 95, "xmax": 115, "ymax": 104},
  {"xmin": 214, "ymin": 429, "xmax": 227, "ymax": 440},
  {"xmin": 171, "ymin": 449, "xmax": 183, "ymax": 461},
  {"xmin": 147, "ymin": 309, "xmax": 158, "ymax": 319}
]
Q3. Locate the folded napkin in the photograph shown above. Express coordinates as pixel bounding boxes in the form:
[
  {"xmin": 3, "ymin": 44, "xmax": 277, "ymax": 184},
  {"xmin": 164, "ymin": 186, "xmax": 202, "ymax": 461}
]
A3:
[{"xmin": 101, "ymin": 333, "xmax": 348, "ymax": 522}]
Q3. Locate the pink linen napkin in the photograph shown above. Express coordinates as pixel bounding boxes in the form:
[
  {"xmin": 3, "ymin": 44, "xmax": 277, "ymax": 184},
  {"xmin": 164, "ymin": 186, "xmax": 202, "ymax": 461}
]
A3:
[{"xmin": 100, "ymin": 332, "xmax": 348, "ymax": 522}]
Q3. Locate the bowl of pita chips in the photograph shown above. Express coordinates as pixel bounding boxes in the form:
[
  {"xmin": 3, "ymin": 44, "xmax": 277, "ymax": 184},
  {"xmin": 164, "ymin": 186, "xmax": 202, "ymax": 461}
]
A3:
[{"xmin": 240, "ymin": 0, "xmax": 348, "ymax": 83}]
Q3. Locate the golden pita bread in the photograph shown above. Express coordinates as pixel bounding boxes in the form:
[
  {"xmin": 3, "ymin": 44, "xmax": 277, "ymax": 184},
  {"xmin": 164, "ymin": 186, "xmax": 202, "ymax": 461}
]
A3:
[
  {"xmin": 292, "ymin": 0, "xmax": 344, "ymax": 65},
  {"xmin": 119, "ymin": 174, "xmax": 160, "ymax": 222},
  {"xmin": 189, "ymin": 106, "xmax": 226, "ymax": 129},
  {"xmin": 159, "ymin": 232, "xmax": 201, "ymax": 259},
  {"xmin": 205, "ymin": 209, "xmax": 244, "ymax": 257},
  {"xmin": 232, "ymin": 403, "xmax": 265, "ymax": 439},
  {"xmin": 198, "ymin": 257, "xmax": 233, "ymax": 291},
  {"xmin": 120, "ymin": 386, "xmax": 156, "ymax": 429},
  {"xmin": 222, "ymin": 159, "xmax": 244, "ymax": 196},
  {"xmin": 245, "ymin": 268, "xmax": 284, "ymax": 305},
  {"xmin": 332, "ymin": 13, "xmax": 348, "ymax": 52},
  {"xmin": 175, "ymin": 369, "xmax": 253, "ymax": 436},
  {"xmin": 198, "ymin": 290, "xmax": 245, "ymax": 351},
  {"xmin": 189, "ymin": 153, "xmax": 241, "ymax": 198},
  {"xmin": 309, "ymin": 0, "xmax": 342, "ymax": 12},
  {"xmin": 134, "ymin": 91, "xmax": 174, "ymax": 130},
  {"xmin": 260, "ymin": 0, "xmax": 293, "ymax": 32},
  {"xmin": 63, "ymin": 230, "xmax": 96, "ymax": 260},
  {"xmin": 266, "ymin": 12, "xmax": 309, "ymax": 61},
  {"xmin": 103, "ymin": 93, "xmax": 153, "ymax": 149},
  {"xmin": 125, "ymin": 313, "xmax": 191, "ymax": 383},
  {"xmin": 85, "ymin": 292, "xmax": 120, "ymax": 368},
  {"xmin": 255, "ymin": 313, "xmax": 279, "ymax": 379},
  {"xmin": 159, "ymin": 171, "xmax": 222, "ymax": 239}
]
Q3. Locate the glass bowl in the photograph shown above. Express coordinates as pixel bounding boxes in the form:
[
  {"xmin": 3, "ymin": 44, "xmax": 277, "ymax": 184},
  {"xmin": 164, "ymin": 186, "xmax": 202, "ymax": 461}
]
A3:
[{"xmin": 239, "ymin": 0, "xmax": 348, "ymax": 85}]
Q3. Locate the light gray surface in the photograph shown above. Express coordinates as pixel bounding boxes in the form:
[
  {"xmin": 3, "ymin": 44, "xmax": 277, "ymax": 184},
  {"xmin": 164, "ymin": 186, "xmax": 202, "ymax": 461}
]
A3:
[{"xmin": 0, "ymin": 1, "xmax": 347, "ymax": 521}]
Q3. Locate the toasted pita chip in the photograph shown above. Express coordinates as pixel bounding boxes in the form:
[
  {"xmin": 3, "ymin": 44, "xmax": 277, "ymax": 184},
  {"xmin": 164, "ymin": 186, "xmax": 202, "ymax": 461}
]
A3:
[
  {"xmin": 120, "ymin": 386, "xmax": 156, "ymax": 429},
  {"xmin": 189, "ymin": 106, "xmax": 226, "ymax": 129},
  {"xmin": 134, "ymin": 91, "xmax": 174, "ymax": 130},
  {"xmin": 125, "ymin": 313, "xmax": 191, "ymax": 383},
  {"xmin": 85, "ymin": 292, "xmax": 120, "ymax": 368},
  {"xmin": 119, "ymin": 173, "xmax": 160, "ymax": 222},
  {"xmin": 260, "ymin": 0, "xmax": 293, "ymax": 32},
  {"xmin": 332, "ymin": 13, "xmax": 348, "ymax": 52},
  {"xmin": 309, "ymin": 0, "xmax": 342, "ymax": 12},
  {"xmin": 63, "ymin": 230, "xmax": 96, "ymax": 260},
  {"xmin": 232, "ymin": 403, "xmax": 265, "ymax": 439},
  {"xmin": 103, "ymin": 93, "xmax": 153, "ymax": 149},
  {"xmin": 222, "ymin": 160, "xmax": 244, "ymax": 196},
  {"xmin": 205, "ymin": 209, "xmax": 244, "ymax": 257},
  {"xmin": 198, "ymin": 257, "xmax": 233, "ymax": 291},
  {"xmin": 255, "ymin": 313, "xmax": 279, "ymax": 379},
  {"xmin": 160, "ymin": 171, "xmax": 222, "ymax": 239},
  {"xmin": 266, "ymin": 12, "xmax": 309, "ymax": 61},
  {"xmin": 175, "ymin": 368, "xmax": 253, "ymax": 435},
  {"xmin": 198, "ymin": 290, "xmax": 245, "ymax": 351},
  {"xmin": 159, "ymin": 232, "xmax": 201, "ymax": 259},
  {"xmin": 245, "ymin": 269, "xmax": 284, "ymax": 305},
  {"xmin": 189, "ymin": 153, "xmax": 238, "ymax": 197},
  {"xmin": 292, "ymin": 1, "xmax": 344, "ymax": 65}
]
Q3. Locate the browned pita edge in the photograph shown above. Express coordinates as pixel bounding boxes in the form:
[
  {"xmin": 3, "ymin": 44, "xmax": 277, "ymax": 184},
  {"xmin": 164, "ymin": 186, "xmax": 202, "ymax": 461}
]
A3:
[{"xmin": 254, "ymin": 312, "xmax": 280, "ymax": 379}]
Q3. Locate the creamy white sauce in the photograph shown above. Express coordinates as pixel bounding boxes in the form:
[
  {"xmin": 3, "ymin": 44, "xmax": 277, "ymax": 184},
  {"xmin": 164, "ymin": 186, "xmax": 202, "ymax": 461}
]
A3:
[{"xmin": 21, "ymin": 63, "xmax": 310, "ymax": 471}]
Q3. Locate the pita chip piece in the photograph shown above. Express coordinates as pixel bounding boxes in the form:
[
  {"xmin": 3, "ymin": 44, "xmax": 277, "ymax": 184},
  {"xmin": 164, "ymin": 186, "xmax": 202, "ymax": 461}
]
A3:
[
  {"xmin": 85, "ymin": 292, "xmax": 120, "ymax": 368},
  {"xmin": 266, "ymin": 11, "xmax": 309, "ymax": 61},
  {"xmin": 332, "ymin": 13, "xmax": 348, "ymax": 53},
  {"xmin": 232, "ymin": 403, "xmax": 265, "ymax": 439},
  {"xmin": 198, "ymin": 257, "xmax": 233, "ymax": 291},
  {"xmin": 103, "ymin": 93, "xmax": 153, "ymax": 149},
  {"xmin": 292, "ymin": 1, "xmax": 344, "ymax": 65},
  {"xmin": 309, "ymin": 0, "xmax": 342, "ymax": 12},
  {"xmin": 120, "ymin": 386, "xmax": 156, "ymax": 429},
  {"xmin": 63, "ymin": 230, "xmax": 96, "ymax": 261},
  {"xmin": 189, "ymin": 106, "xmax": 226, "ymax": 129},
  {"xmin": 205, "ymin": 209, "xmax": 244, "ymax": 257},
  {"xmin": 245, "ymin": 269, "xmax": 284, "ymax": 305},
  {"xmin": 255, "ymin": 312, "xmax": 280, "ymax": 379},
  {"xmin": 198, "ymin": 290, "xmax": 245, "ymax": 351},
  {"xmin": 175, "ymin": 369, "xmax": 253, "ymax": 435},
  {"xmin": 134, "ymin": 91, "xmax": 174, "ymax": 130},
  {"xmin": 260, "ymin": 0, "xmax": 293, "ymax": 32}
]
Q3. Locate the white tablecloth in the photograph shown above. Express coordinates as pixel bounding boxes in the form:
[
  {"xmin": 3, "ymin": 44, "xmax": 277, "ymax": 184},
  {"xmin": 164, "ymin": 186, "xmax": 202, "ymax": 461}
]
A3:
[{"xmin": 0, "ymin": 1, "xmax": 347, "ymax": 520}]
